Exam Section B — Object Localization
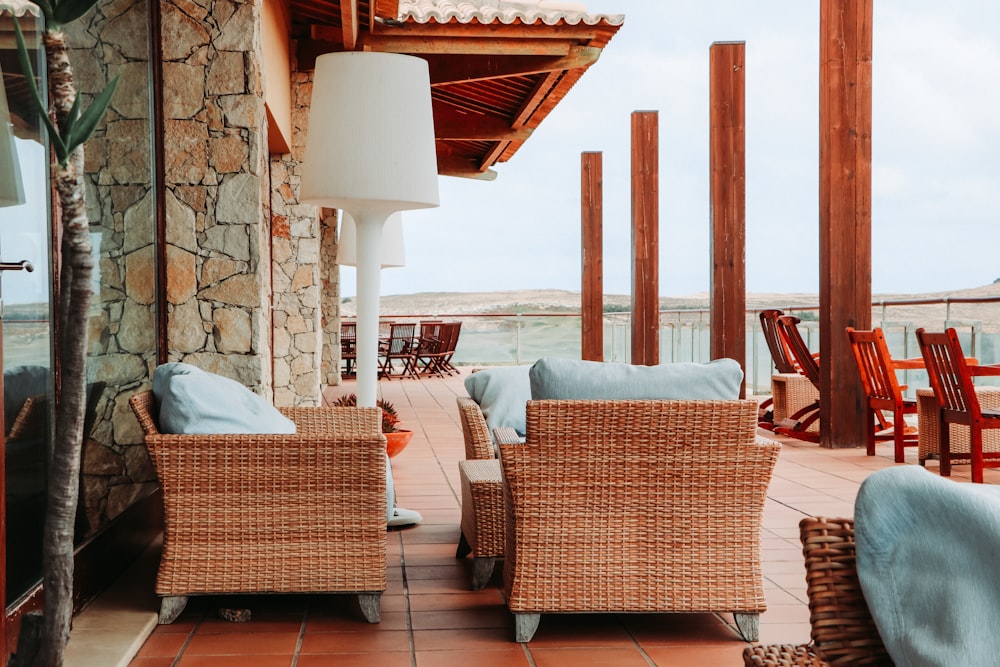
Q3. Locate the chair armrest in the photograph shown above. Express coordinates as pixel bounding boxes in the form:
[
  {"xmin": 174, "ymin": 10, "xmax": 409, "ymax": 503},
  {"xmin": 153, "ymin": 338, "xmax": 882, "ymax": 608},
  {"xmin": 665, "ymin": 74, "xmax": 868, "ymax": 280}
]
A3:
[
  {"xmin": 493, "ymin": 426, "xmax": 521, "ymax": 445},
  {"xmin": 970, "ymin": 364, "xmax": 1000, "ymax": 377}
]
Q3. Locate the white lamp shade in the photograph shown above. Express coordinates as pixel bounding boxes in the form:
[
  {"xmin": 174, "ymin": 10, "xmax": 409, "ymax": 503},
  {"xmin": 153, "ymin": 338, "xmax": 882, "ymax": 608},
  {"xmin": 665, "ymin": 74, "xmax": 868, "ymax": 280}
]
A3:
[
  {"xmin": 339, "ymin": 211, "xmax": 405, "ymax": 268},
  {"xmin": 301, "ymin": 52, "xmax": 440, "ymax": 217},
  {"xmin": 0, "ymin": 62, "xmax": 25, "ymax": 208}
]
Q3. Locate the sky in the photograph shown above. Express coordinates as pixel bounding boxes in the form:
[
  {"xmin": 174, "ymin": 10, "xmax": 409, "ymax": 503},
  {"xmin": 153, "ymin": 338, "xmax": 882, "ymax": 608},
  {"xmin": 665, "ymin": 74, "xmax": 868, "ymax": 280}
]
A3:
[{"xmin": 341, "ymin": 0, "xmax": 1000, "ymax": 300}]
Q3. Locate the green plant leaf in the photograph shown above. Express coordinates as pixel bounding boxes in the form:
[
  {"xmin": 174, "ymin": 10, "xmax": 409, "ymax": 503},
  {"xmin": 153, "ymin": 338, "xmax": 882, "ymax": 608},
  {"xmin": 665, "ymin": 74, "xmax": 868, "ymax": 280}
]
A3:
[
  {"xmin": 64, "ymin": 74, "xmax": 119, "ymax": 155},
  {"xmin": 12, "ymin": 18, "xmax": 69, "ymax": 163},
  {"xmin": 51, "ymin": 0, "xmax": 102, "ymax": 26},
  {"xmin": 61, "ymin": 89, "xmax": 82, "ymax": 136}
]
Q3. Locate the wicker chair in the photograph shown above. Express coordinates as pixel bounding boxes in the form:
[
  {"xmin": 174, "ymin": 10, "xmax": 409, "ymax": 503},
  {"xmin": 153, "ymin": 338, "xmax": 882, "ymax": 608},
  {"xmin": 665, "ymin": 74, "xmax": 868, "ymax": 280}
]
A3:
[
  {"xmin": 456, "ymin": 396, "xmax": 494, "ymax": 460},
  {"xmin": 128, "ymin": 391, "xmax": 387, "ymax": 624},
  {"xmin": 743, "ymin": 517, "xmax": 892, "ymax": 666},
  {"xmin": 454, "ymin": 396, "xmax": 508, "ymax": 588},
  {"xmin": 499, "ymin": 399, "xmax": 780, "ymax": 643}
]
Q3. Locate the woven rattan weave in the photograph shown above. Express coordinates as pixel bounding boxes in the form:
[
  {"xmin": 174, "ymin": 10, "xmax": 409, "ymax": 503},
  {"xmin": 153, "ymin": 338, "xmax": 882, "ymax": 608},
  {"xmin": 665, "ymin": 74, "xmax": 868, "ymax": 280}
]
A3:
[
  {"xmin": 456, "ymin": 396, "xmax": 494, "ymax": 460},
  {"xmin": 499, "ymin": 398, "xmax": 780, "ymax": 643},
  {"xmin": 129, "ymin": 391, "xmax": 387, "ymax": 624},
  {"xmin": 742, "ymin": 517, "xmax": 892, "ymax": 666}
]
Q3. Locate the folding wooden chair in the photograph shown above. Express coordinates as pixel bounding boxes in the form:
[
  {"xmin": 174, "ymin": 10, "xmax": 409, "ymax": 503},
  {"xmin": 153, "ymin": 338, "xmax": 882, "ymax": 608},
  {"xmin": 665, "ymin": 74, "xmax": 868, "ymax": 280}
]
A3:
[
  {"xmin": 340, "ymin": 320, "xmax": 357, "ymax": 376},
  {"xmin": 406, "ymin": 321, "xmax": 445, "ymax": 378},
  {"xmin": 846, "ymin": 327, "xmax": 921, "ymax": 463},
  {"xmin": 435, "ymin": 321, "xmax": 462, "ymax": 376},
  {"xmin": 916, "ymin": 328, "xmax": 1000, "ymax": 483},
  {"xmin": 772, "ymin": 315, "xmax": 821, "ymax": 442},
  {"xmin": 379, "ymin": 322, "xmax": 416, "ymax": 379}
]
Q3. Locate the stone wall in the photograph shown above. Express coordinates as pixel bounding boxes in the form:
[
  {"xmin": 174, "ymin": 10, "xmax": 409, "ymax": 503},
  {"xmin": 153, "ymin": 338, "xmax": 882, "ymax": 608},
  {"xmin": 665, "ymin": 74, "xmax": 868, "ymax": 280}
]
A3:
[
  {"xmin": 160, "ymin": 0, "xmax": 273, "ymax": 395},
  {"xmin": 67, "ymin": 0, "xmax": 159, "ymax": 537},
  {"xmin": 269, "ymin": 70, "xmax": 322, "ymax": 406}
]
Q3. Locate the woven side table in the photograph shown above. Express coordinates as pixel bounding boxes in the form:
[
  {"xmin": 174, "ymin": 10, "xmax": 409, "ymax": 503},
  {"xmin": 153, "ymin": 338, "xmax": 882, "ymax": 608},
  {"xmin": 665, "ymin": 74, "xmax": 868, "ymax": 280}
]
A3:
[
  {"xmin": 771, "ymin": 373, "xmax": 820, "ymax": 431},
  {"xmin": 916, "ymin": 386, "xmax": 1000, "ymax": 464},
  {"xmin": 456, "ymin": 459, "xmax": 505, "ymax": 590}
]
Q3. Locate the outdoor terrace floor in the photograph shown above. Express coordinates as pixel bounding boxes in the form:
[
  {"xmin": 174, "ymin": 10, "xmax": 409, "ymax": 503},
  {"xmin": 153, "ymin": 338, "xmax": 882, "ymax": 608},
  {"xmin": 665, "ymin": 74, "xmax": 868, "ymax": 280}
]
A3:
[{"xmin": 122, "ymin": 368, "xmax": 997, "ymax": 667}]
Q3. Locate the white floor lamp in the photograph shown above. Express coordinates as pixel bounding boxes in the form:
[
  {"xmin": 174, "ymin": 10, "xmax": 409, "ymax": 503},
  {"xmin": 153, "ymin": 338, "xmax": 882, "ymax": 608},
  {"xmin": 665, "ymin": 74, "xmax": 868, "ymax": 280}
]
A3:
[
  {"xmin": 338, "ymin": 211, "xmax": 406, "ymax": 269},
  {"xmin": 302, "ymin": 52, "xmax": 439, "ymax": 408},
  {"xmin": 0, "ymin": 63, "xmax": 25, "ymax": 208}
]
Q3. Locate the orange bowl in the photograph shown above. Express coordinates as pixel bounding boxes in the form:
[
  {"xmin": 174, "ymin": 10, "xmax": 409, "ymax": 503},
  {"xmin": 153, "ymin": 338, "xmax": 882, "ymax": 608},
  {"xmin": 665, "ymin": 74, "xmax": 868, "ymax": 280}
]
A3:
[{"xmin": 384, "ymin": 429, "xmax": 413, "ymax": 458}]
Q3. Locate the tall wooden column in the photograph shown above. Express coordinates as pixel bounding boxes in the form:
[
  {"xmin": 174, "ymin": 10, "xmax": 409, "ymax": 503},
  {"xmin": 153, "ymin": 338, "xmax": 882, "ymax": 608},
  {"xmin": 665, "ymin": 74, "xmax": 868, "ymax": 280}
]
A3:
[
  {"xmin": 581, "ymin": 151, "xmax": 604, "ymax": 361},
  {"xmin": 631, "ymin": 111, "xmax": 659, "ymax": 365},
  {"xmin": 820, "ymin": 0, "xmax": 872, "ymax": 447},
  {"xmin": 709, "ymin": 42, "xmax": 746, "ymax": 397}
]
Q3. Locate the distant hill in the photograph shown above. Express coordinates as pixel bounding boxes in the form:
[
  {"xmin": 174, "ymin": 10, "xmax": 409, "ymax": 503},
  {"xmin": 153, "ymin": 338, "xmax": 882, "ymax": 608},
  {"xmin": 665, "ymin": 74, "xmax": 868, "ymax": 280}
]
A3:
[{"xmin": 341, "ymin": 283, "xmax": 1000, "ymax": 319}]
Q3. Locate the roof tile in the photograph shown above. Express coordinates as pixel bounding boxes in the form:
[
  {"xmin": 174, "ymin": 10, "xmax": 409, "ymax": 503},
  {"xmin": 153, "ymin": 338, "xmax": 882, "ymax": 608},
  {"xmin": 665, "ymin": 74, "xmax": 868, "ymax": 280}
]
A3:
[{"xmin": 400, "ymin": 0, "xmax": 624, "ymax": 27}]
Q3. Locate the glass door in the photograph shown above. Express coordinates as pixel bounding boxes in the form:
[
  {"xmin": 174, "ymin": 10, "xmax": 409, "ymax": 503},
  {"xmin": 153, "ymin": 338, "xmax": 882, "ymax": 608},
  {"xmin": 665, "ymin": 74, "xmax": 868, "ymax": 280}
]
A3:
[{"xmin": 0, "ymin": 12, "xmax": 53, "ymax": 610}]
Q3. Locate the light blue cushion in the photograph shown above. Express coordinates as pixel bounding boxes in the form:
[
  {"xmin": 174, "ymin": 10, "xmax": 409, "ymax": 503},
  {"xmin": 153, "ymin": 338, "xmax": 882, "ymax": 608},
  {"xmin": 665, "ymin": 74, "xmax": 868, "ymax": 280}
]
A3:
[
  {"xmin": 856, "ymin": 466, "xmax": 1000, "ymax": 667},
  {"xmin": 152, "ymin": 362, "xmax": 296, "ymax": 434},
  {"xmin": 529, "ymin": 357, "xmax": 744, "ymax": 401},
  {"xmin": 464, "ymin": 365, "xmax": 532, "ymax": 438}
]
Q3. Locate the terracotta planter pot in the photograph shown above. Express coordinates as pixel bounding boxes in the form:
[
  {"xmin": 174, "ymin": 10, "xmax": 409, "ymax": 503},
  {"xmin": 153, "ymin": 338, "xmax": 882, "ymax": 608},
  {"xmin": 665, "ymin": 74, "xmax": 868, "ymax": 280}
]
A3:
[{"xmin": 384, "ymin": 429, "xmax": 413, "ymax": 458}]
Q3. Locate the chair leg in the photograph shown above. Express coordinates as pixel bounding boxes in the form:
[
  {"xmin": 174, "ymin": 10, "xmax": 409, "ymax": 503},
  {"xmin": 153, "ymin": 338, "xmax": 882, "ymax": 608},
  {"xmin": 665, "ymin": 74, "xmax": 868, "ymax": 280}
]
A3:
[
  {"xmin": 893, "ymin": 407, "xmax": 906, "ymax": 463},
  {"xmin": 358, "ymin": 593, "xmax": 381, "ymax": 623},
  {"xmin": 514, "ymin": 613, "xmax": 541, "ymax": 642},
  {"xmin": 471, "ymin": 557, "xmax": 496, "ymax": 591},
  {"xmin": 972, "ymin": 428, "xmax": 984, "ymax": 484},
  {"xmin": 158, "ymin": 596, "xmax": 189, "ymax": 624},
  {"xmin": 456, "ymin": 531, "xmax": 472, "ymax": 559},
  {"xmin": 734, "ymin": 612, "xmax": 759, "ymax": 642},
  {"xmin": 940, "ymin": 415, "xmax": 952, "ymax": 477}
]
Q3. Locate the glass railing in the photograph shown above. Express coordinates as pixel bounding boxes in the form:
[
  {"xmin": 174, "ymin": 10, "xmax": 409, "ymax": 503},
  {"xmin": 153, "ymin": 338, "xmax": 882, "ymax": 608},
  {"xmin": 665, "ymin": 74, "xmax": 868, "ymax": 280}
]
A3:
[{"xmin": 376, "ymin": 294, "xmax": 1000, "ymax": 398}]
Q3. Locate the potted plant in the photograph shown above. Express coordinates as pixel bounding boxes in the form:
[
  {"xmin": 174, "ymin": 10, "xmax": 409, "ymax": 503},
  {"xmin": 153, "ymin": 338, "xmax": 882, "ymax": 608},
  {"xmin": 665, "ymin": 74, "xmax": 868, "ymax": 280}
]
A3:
[{"xmin": 330, "ymin": 393, "xmax": 413, "ymax": 457}]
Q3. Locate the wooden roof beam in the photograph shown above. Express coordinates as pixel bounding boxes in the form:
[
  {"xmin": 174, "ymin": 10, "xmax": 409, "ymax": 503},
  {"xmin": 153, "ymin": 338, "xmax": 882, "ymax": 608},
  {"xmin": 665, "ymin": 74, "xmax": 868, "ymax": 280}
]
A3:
[
  {"xmin": 432, "ymin": 104, "xmax": 533, "ymax": 141},
  {"xmin": 361, "ymin": 34, "xmax": 578, "ymax": 56},
  {"xmin": 340, "ymin": 0, "xmax": 359, "ymax": 50},
  {"xmin": 426, "ymin": 46, "xmax": 600, "ymax": 85},
  {"xmin": 370, "ymin": 22, "xmax": 603, "ymax": 42},
  {"xmin": 435, "ymin": 152, "xmax": 498, "ymax": 180}
]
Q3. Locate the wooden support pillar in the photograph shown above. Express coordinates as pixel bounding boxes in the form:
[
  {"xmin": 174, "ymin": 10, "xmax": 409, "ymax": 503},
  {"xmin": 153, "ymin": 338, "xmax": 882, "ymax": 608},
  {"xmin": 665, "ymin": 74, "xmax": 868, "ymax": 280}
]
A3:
[
  {"xmin": 820, "ymin": 0, "xmax": 873, "ymax": 448},
  {"xmin": 631, "ymin": 111, "xmax": 659, "ymax": 366},
  {"xmin": 709, "ymin": 42, "xmax": 746, "ymax": 398},
  {"xmin": 581, "ymin": 151, "xmax": 603, "ymax": 361}
]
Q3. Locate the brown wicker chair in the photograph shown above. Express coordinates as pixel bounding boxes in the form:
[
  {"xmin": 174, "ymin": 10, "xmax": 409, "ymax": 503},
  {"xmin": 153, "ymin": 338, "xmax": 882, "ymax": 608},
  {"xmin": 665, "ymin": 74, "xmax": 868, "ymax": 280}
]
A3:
[
  {"xmin": 742, "ymin": 517, "xmax": 892, "ymax": 666},
  {"xmin": 499, "ymin": 399, "xmax": 780, "ymax": 643},
  {"xmin": 456, "ymin": 395, "xmax": 494, "ymax": 460},
  {"xmin": 128, "ymin": 390, "xmax": 387, "ymax": 624}
]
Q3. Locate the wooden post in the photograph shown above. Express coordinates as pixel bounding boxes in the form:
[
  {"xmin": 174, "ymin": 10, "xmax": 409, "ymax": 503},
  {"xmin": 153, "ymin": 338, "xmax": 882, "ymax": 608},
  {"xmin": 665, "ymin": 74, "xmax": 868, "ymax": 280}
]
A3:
[
  {"xmin": 631, "ymin": 111, "xmax": 659, "ymax": 366},
  {"xmin": 581, "ymin": 151, "xmax": 603, "ymax": 361},
  {"xmin": 709, "ymin": 42, "xmax": 746, "ymax": 398},
  {"xmin": 820, "ymin": 0, "xmax": 872, "ymax": 448}
]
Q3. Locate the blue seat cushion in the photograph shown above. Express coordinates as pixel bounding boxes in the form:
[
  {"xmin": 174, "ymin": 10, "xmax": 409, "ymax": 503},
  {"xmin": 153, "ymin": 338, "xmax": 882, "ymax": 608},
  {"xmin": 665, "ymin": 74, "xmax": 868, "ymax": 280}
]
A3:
[
  {"xmin": 529, "ymin": 357, "xmax": 744, "ymax": 401},
  {"xmin": 152, "ymin": 362, "xmax": 296, "ymax": 435},
  {"xmin": 856, "ymin": 466, "xmax": 1000, "ymax": 666},
  {"xmin": 464, "ymin": 365, "xmax": 532, "ymax": 438}
]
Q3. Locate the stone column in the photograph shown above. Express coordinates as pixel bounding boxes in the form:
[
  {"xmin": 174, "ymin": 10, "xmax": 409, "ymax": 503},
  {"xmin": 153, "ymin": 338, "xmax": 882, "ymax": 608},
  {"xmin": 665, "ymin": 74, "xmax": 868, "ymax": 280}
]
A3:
[
  {"xmin": 160, "ymin": 0, "xmax": 273, "ymax": 395},
  {"xmin": 267, "ymin": 70, "xmax": 324, "ymax": 406}
]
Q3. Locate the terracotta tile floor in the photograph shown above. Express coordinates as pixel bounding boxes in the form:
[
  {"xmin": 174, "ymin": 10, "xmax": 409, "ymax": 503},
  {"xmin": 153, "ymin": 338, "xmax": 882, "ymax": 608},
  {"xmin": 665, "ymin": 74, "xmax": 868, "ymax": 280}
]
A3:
[{"xmin": 128, "ymin": 368, "xmax": 996, "ymax": 666}]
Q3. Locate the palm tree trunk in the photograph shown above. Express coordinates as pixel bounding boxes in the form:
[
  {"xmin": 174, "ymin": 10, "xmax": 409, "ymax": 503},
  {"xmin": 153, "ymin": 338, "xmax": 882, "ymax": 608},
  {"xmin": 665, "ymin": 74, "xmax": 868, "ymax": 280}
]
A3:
[{"xmin": 37, "ymin": 28, "xmax": 94, "ymax": 667}]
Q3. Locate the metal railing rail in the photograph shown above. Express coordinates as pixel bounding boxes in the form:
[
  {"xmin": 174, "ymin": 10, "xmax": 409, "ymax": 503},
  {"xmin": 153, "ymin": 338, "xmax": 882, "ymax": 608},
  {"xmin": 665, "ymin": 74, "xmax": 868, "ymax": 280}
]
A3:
[{"xmin": 356, "ymin": 294, "xmax": 1000, "ymax": 394}]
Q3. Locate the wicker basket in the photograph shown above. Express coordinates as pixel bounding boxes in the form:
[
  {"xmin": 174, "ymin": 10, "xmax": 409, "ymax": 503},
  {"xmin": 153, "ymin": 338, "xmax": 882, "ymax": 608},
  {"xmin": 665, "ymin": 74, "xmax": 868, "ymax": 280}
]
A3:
[{"xmin": 742, "ymin": 517, "xmax": 892, "ymax": 666}]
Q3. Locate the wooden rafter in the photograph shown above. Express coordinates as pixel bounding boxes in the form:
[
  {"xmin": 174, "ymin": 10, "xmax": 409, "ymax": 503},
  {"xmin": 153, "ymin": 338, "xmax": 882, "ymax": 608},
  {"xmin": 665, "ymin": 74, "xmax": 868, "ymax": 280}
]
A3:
[
  {"xmin": 289, "ymin": 0, "xmax": 623, "ymax": 176},
  {"xmin": 340, "ymin": 0, "xmax": 359, "ymax": 50}
]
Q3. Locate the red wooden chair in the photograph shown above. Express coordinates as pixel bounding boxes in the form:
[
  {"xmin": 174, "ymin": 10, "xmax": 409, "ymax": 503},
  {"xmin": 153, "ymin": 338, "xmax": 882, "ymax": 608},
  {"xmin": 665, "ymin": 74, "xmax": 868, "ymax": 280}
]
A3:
[
  {"xmin": 772, "ymin": 315, "xmax": 821, "ymax": 442},
  {"xmin": 916, "ymin": 328, "xmax": 1000, "ymax": 483},
  {"xmin": 846, "ymin": 327, "xmax": 920, "ymax": 463},
  {"xmin": 760, "ymin": 309, "xmax": 798, "ymax": 375}
]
